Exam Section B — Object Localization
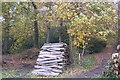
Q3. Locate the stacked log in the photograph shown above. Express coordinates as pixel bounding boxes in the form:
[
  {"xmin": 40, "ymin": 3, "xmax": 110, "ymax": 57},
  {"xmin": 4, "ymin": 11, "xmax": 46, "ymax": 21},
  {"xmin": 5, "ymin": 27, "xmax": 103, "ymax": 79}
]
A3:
[
  {"xmin": 112, "ymin": 45, "xmax": 120, "ymax": 77},
  {"xmin": 32, "ymin": 43, "xmax": 68, "ymax": 76}
]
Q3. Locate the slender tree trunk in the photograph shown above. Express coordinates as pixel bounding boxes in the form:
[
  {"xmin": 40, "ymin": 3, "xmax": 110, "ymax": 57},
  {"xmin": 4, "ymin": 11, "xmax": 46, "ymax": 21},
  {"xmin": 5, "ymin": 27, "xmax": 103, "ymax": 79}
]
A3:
[
  {"xmin": 59, "ymin": 19, "xmax": 63, "ymax": 43},
  {"xmin": 118, "ymin": 1, "xmax": 120, "ymax": 44},
  {"xmin": 81, "ymin": 47, "xmax": 85, "ymax": 56},
  {"xmin": 80, "ymin": 38, "xmax": 87, "ymax": 60},
  {"xmin": 32, "ymin": 2, "xmax": 39, "ymax": 48},
  {"xmin": 3, "ymin": 27, "xmax": 9, "ymax": 54},
  {"xmin": 69, "ymin": 35, "xmax": 74, "ymax": 64},
  {"xmin": 3, "ymin": 8, "xmax": 10, "ymax": 54},
  {"xmin": 34, "ymin": 16, "xmax": 39, "ymax": 48},
  {"xmin": 46, "ymin": 23, "xmax": 50, "ymax": 43},
  {"xmin": 59, "ymin": 31, "xmax": 62, "ymax": 43},
  {"xmin": 79, "ymin": 42, "xmax": 86, "ymax": 60},
  {"xmin": 81, "ymin": 42, "xmax": 86, "ymax": 56}
]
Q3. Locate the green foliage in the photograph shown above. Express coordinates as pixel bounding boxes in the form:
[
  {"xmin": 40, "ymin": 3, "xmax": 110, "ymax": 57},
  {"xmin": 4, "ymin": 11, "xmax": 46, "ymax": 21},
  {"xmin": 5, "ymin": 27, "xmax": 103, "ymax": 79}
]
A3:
[
  {"xmin": 2, "ymin": 2, "xmax": 33, "ymax": 53},
  {"xmin": 86, "ymin": 38, "xmax": 107, "ymax": 53},
  {"xmin": 91, "ymin": 60, "xmax": 117, "ymax": 79},
  {"xmin": 2, "ymin": 70, "xmax": 16, "ymax": 78},
  {"xmin": 48, "ymin": 26, "xmax": 69, "ymax": 43},
  {"xmin": 49, "ymin": 27, "xmax": 59, "ymax": 43},
  {"xmin": 96, "ymin": 60, "xmax": 117, "ymax": 78},
  {"xmin": 2, "ymin": 2, "xmax": 118, "ymax": 54},
  {"xmin": 2, "ymin": 2, "xmax": 44, "ymax": 53},
  {"xmin": 65, "ymin": 2, "xmax": 117, "ymax": 55},
  {"xmin": 80, "ymin": 55, "xmax": 96, "ymax": 69},
  {"xmin": 61, "ymin": 26, "xmax": 69, "ymax": 45},
  {"xmin": 22, "ymin": 37, "xmax": 34, "ymax": 49},
  {"xmin": 101, "ymin": 71, "xmax": 116, "ymax": 78}
]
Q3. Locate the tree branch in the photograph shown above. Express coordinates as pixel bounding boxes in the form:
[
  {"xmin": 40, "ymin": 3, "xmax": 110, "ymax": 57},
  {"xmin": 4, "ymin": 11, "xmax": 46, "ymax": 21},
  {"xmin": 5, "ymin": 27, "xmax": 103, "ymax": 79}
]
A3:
[{"xmin": 31, "ymin": 0, "xmax": 37, "ymax": 9}]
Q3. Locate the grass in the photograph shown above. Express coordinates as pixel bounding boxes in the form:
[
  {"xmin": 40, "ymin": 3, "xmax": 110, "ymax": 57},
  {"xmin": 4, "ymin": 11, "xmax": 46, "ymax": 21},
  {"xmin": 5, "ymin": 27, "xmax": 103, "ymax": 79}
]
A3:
[
  {"xmin": 31, "ymin": 55, "xmax": 96, "ymax": 78},
  {"xmin": 2, "ymin": 51, "xmax": 96, "ymax": 78},
  {"xmin": 80, "ymin": 55, "xmax": 96, "ymax": 69},
  {"xmin": 2, "ymin": 69, "xmax": 17, "ymax": 78},
  {"xmin": 2, "ymin": 68, "xmax": 33, "ymax": 78},
  {"xmin": 28, "ymin": 55, "xmax": 96, "ymax": 78},
  {"xmin": 0, "ymin": 73, "xmax": 2, "ymax": 79}
]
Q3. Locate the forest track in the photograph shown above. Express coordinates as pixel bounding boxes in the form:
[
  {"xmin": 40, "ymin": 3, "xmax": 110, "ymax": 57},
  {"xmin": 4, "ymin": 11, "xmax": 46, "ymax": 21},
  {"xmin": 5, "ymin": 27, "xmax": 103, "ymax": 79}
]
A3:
[
  {"xmin": 65, "ymin": 45, "xmax": 115, "ymax": 78},
  {"xmin": 2, "ymin": 45, "xmax": 115, "ymax": 78}
]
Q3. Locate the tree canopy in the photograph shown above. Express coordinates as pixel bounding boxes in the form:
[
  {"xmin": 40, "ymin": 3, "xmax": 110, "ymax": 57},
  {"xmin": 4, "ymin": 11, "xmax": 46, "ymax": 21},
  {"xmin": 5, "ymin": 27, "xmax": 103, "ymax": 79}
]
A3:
[{"xmin": 1, "ymin": 2, "xmax": 118, "ymax": 54}]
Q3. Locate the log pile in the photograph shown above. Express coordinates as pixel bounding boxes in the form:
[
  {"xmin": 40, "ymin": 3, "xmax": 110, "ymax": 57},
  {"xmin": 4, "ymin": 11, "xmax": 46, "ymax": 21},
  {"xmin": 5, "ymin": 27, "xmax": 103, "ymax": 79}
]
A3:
[
  {"xmin": 32, "ymin": 43, "xmax": 68, "ymax": 76},
  {"xmin": 112, "ymin": 45, "xmax": 120, "ymax": 77}
]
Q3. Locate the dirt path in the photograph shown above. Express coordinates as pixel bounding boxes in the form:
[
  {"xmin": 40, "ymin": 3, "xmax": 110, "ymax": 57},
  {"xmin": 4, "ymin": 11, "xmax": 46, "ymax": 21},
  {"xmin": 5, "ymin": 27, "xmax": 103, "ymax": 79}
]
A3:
[
  {"xmin": 2, "ymin": 48, "xmax": 39, "ymax": 78},
  {"xmin": 2, "ymin": 45, "xmax": 115, "ymax": 78},
  {"xmin": 65, "ymin": 45, "xmax": 115, "ymax": 78}
]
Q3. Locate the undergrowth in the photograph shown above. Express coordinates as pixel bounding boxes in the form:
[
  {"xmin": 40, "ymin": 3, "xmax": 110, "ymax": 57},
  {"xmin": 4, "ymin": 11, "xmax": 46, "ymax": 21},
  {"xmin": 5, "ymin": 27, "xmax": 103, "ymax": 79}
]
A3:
[{"xmin": 80, "ymin": 55, "xmax": 96, "ymax": 69}]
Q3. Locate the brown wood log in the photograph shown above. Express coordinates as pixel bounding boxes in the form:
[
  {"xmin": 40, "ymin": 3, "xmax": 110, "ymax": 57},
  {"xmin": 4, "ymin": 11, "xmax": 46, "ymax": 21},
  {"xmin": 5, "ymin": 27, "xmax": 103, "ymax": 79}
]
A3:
[
  {"xmin": 43, "ymin": 43, "xmax": 67, "ymax": 47},
  {"xmin": 34, "ymin": 65, "xmax": 60, "ymax": 70},
  {"xmin": 112, "ymin": 53, "xmax": 119, "ymax": 59},
  {"xmin": 37, "ymin": 58, "xmax": 67, "ymax": 62},
  {"xmin": 38, "ymin": 59, "xmax": 63, "ymax": 64},
  {"xmin": 37, "ymin": 58, "xmax": 56, "ymax": 62},
  {"xmin": 40, "ymin": 51, "xmax": 64, "ymax": 54},
  {"xmin": 37, "ymin": 58, "xmax": 63, "ymax": 62},
  {"xmin": 32, "ymin": 70, "xmax": 60, "ymax": 76},
  {"xmin": 41, "ymin": 47, "xmax": 65, "ymax": 51},
  {"xmin": 34, "ymin": 65, "xmax": 63, "ymax": 69},
  {"xmin": 115, "ymin": 63, "xmax": 119, "ymax": 68},
  {"xmin": 32, "ymin": 43, "xmax": 67, "ymax": 76},
  {"xmin": 33, "ymin": 69, "xmax": 62, "ymax": 74},
  {"xmin": 37, "ymin": 57, "xmax": 64, "ymax": 60},
  {"xmin": 38, "ymin": 55, "xmax": 64, "ymax": 58},
  {"xmin": 36, "ymin": 61, "xmax": 65, "ymax": 66}
]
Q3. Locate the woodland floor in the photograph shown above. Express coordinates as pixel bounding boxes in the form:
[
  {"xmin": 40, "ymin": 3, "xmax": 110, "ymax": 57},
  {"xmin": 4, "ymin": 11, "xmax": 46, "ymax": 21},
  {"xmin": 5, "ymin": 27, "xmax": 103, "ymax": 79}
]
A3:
[
  {"xmin": 64, "ymin": 45, "xmax": 115, "ymax": 78},
  {"xmin": 2, "ymin": 45, "xmax": 115, "ymax": 78}
]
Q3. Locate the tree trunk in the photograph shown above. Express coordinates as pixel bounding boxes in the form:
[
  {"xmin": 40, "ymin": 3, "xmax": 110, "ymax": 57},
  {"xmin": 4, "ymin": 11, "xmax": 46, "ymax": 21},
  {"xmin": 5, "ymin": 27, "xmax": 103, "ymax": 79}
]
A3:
[
  {"xmin": 118, "ymin": 1, "xmax": 120, "ymax": 44},
  {"xmin": 81, "ymin": 42, "xmax": 86, "ymax": 56},
  {"xmin": 59, "ymin": 19, "xmax": 63, "ymax": 43},
  {"xmin": 34, "ymin": 17, "xmax": 39, "ymax": 48},
  {"xmin": 46, "ymin": 23, "xmax": 50, "ymax": 43},
  {"xmin": 3, "ymin": 5, "xmax": 10, "ymax": 54},
  {"xmin": 32, "ymin": 2, "xmax": 39, "ymax": 48},
  {"xmin": 3, "ymin": 27, "xmax": 9, "ymax": 54},
  {"xmin": 80, "ymin": 38, "xmax": 87, "ymax": 59}
]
